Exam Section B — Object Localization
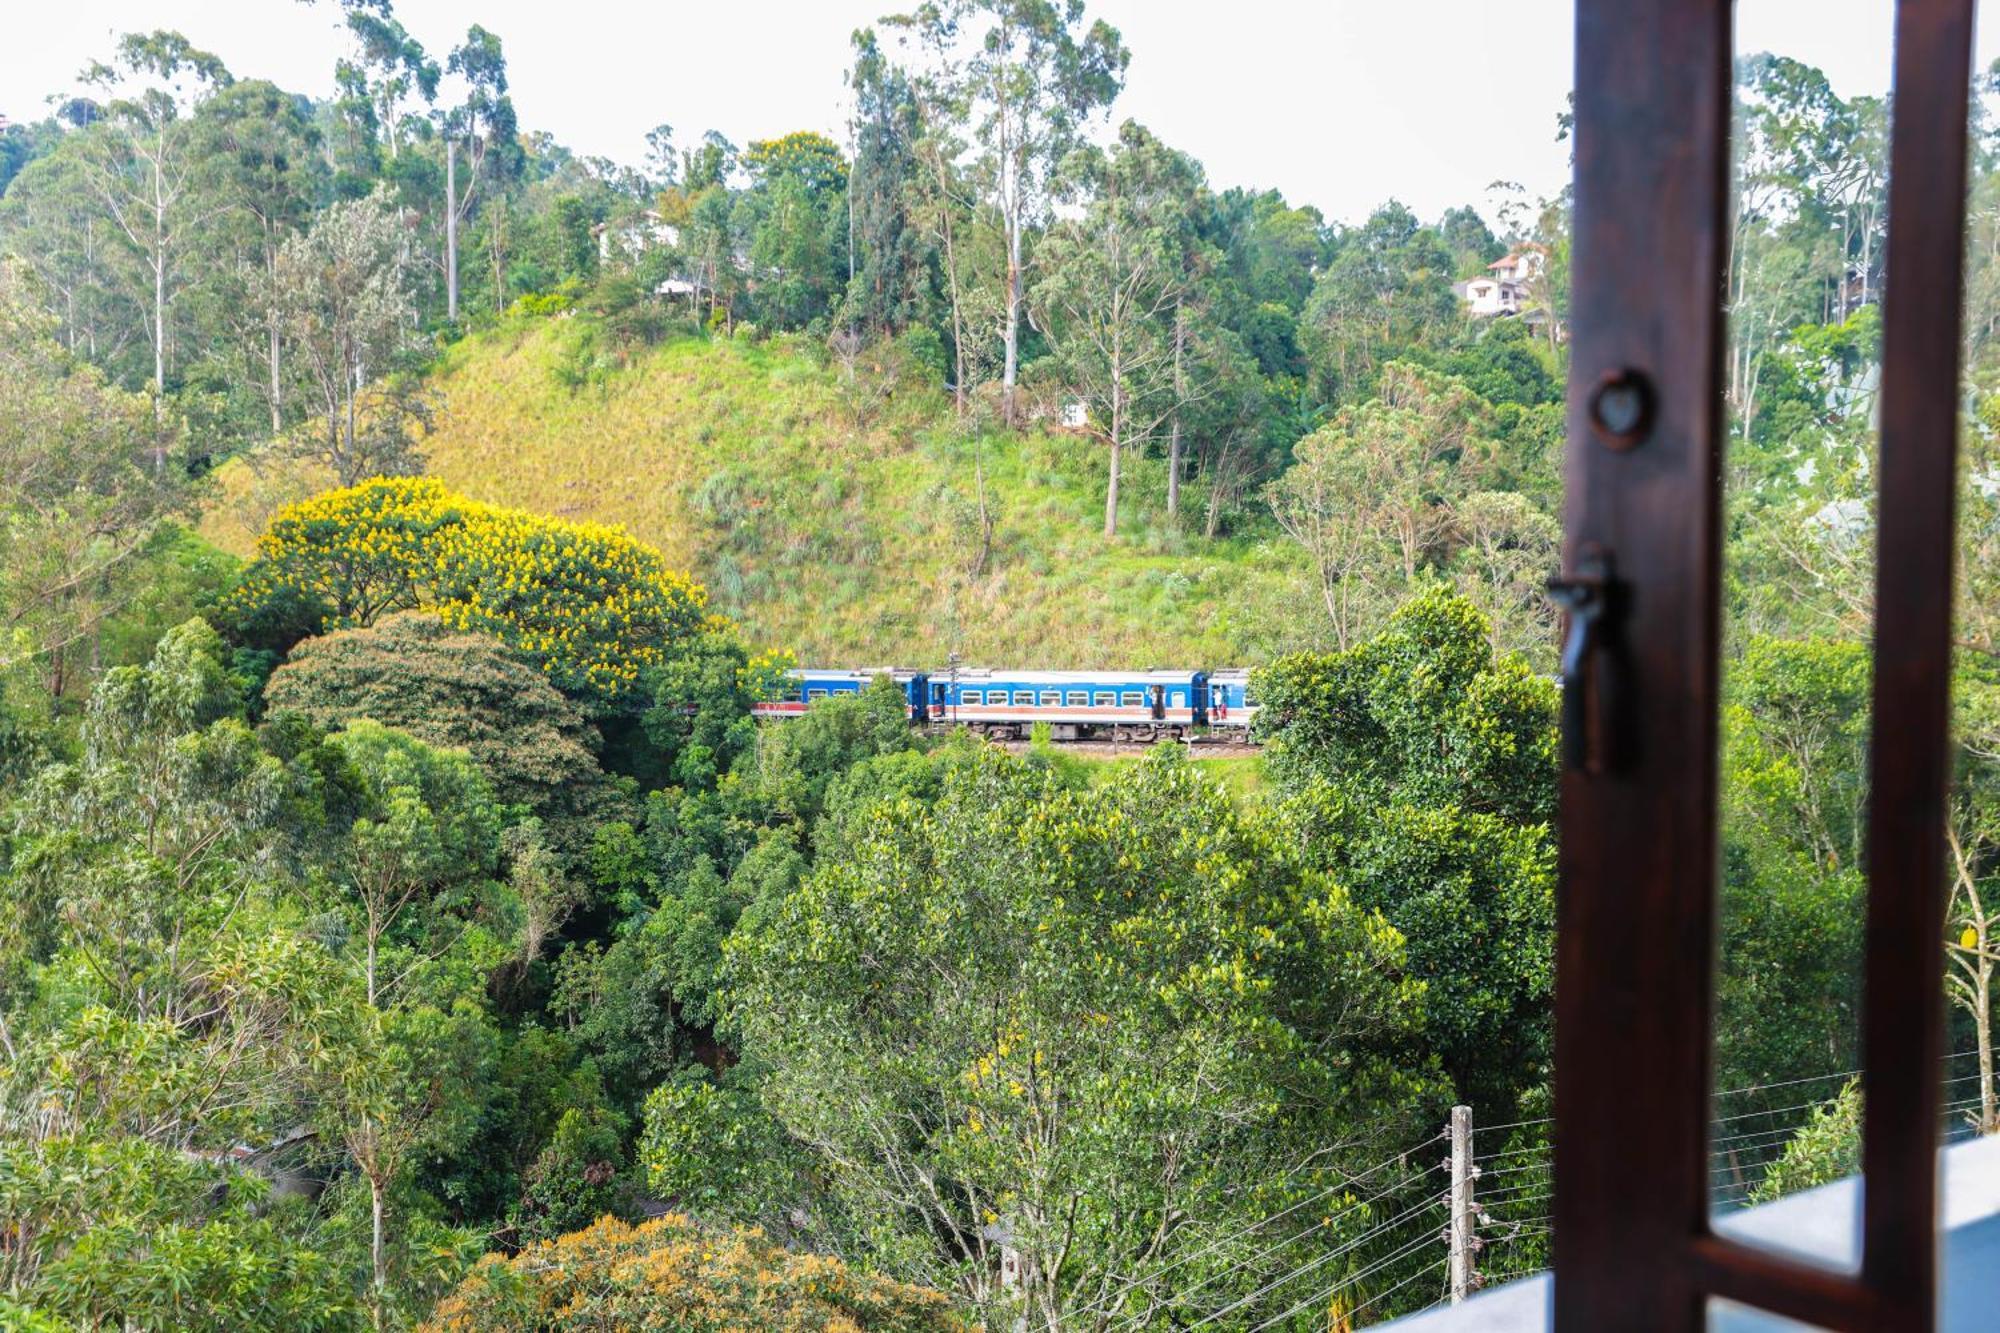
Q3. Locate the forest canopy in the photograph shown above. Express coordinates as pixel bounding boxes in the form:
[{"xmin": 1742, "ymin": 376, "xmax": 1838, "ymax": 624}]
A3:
[{"xmin": 2, "ymin": 1, "xmax": 1997, "ymax": 1328}]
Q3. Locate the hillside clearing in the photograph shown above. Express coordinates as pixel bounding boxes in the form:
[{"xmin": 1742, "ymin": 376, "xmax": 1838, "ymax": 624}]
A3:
[{"xmin": 203, "ymin": 319, "xmax": 1319, "ymax": 667}]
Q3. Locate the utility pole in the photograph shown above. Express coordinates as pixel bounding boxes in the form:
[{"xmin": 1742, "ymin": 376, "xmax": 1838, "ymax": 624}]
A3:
[{"xmin": 1448, "ymin": 1104, "xmax": 1476, "ymax": 1304}]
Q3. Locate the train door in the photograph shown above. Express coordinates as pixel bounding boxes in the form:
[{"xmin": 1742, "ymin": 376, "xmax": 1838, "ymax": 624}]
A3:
[{"xmin": 1148, "ymin": 684, "xmax": 1166, "ymax": 721}]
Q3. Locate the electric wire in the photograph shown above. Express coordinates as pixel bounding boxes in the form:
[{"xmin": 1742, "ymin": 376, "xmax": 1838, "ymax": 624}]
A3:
[
  {"xmin": 1069, "ymin": 1139, "xmax": 1444, "ymax": 1327},
  {"xmin": 1179, "ymin": 1199, "xmax": 1447, "ymax": 1330},
  {"xmin": 1266, "ymin": 1255, "xmax": 1450, "ymax": 1332},
  {"xmin": 1095, "ymin": 1171, "xmax": 1447, "ymax": 1331}
]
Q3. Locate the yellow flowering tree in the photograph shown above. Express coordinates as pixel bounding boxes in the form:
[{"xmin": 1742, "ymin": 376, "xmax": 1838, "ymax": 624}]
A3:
[
  {"xmin": 226, "ymin": 478, "xmax": 714, "ymax": 707},
  {"xmin": 420, "ymin": 1214, "xmax": 964, "ymax": 1332}
]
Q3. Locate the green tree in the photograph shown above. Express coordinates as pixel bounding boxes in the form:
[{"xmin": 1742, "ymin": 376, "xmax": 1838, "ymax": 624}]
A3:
[
  {"xmin": 725, "ymin": 745, "xmax": 1429, "ymax": 1328},
  {"xmin": 0, "ymin": 621, "xmax": 359, "ymax": 1329},
  {"xmin": 744, "ymin": 674, "xmax": 922, "ymax": 828},
  {"xmin": 191, "ymin": 78, "xmax": 325, "ymax": 438},
  {"xmin": 69, "ymin": 32, "xmax": 234, "ymax": 398},
  {"xmin": 1300, "ymin": 202, "xmax": 1458, "ymax": 403},
  {"xmin": 1257, "ymin": 589, "xmax": 1558, "ymax": 1116},
  {"xmin": 0, "ymin": 265, "xmax": 189, "ymax": 703},
  {"xmin": 316, "ymin": 719, "xmax": 503, "ymax": 1318},
  {"xmin": 887, "ymin": 0, "xmax": 1129, "ymax": 420},
  {"xmin": 637, "ymin": 1069, "xmax": 809, "ymax": 1231},
  {"xmin": 263, "ymin": 611, "xmax": 630, "ymax": 859},
  {"xmin": 1266, "ymin": 364, "xmax": 1491, "ymax": 649},
  {"xmin": 261, "ymin": 189, "xmax": 427, "ymax": 486},
  {"xmin": 0, "ymin": 1137, "xmax": 353, "ymax": 1332},
  {"xmin": 741, "ymin": 132, "xmax": 848, "ymax": 329},
  {"xmin": 845, "ymin": 30, "xmax": 935, "ymax": 339},
  {"xmin": 343, "ymin": 8, "xmax": 441, "ymax": 165},
  {"xmin": 1034, "ymin": 120, "xmax": 1203, "ymax": 536}
]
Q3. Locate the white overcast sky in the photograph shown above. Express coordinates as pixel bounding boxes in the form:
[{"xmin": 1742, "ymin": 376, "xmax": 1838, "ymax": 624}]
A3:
[{"xmin": 2, "ymin": 2, "xmax": 1991, "ymax": 227}]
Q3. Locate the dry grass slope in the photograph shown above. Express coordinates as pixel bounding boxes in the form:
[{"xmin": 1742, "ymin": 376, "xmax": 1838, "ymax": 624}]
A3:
[{"xmin": 205, "ymin": 317, "xmax": 1314, "ymax": 668}]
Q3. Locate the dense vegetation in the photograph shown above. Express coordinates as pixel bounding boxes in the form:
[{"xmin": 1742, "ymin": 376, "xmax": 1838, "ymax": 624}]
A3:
[{"xmin": 4, "ymin": 1, "xmax": 2000, "ymax": 1328}]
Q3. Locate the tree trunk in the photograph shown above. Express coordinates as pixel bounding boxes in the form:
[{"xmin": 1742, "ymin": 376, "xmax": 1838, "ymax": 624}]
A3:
[
  {"xmin": 1002, "ymin": 189, "xmax": 1022, "ymax": 424},
  {"xmin": 1977, "ymin": 948, "xmax": 1995, "ymax": 1134},
  {"xmin": 269, "ymin": 318, "xmax": 283, "ymax": 435},
  {"xmin": 151, "ymin": 142, "xmax": 166, "ymax": 405},
  {"xmin": 1204, "ymin": 436, "xmax": 1234, "ymax": 540},
  {"xmin": 490, "ymin": 197, "xmax": 506, "ymax": 310},
  {"xmin": 365, "ymin": 918, "xmax": 379, "ymax": 1009},
  {"xmin": 1861, "ymin": 195, "xmax": 1876, "ymax": 307},
  {"xmin": 1948, "ymin": 825, "xmax": 1997, "ymax": 1135},
  {"xmin": 1103, "ymin": 440, "xmax": 1121, "ymax": 539},
  {"xmin": 445, "ymin": 140, "xmax": 460, "ymax": 321},
  {"xmin": 935, "ymin": 160, "xmax": 968, "ymax": 417},
  {"xmin": 1105, "ymin": 329, "xmax": 1123, "ymax": 538},
  {"xmin": 369, "ymin": 1165, "xmax": 388, "ymax": 1328},
  {"xmin": 1167, "ymin": 304, "xmax": 1186, "ymax": 519},
  {"xmin": 152, "ymin": 255, "xmax": 165, "ymax": 401}
]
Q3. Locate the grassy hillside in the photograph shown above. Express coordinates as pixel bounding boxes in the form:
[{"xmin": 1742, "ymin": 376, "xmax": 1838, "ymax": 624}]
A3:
[{"xmin": 205, "ymin": 317, "xmax": 1318, "ymax": 668}]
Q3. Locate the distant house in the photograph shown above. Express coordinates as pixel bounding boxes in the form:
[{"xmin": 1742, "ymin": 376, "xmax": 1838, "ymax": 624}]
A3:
[{"xmin": 1454, "ymin": 245, "xmax": 1546, "ymax": 317}]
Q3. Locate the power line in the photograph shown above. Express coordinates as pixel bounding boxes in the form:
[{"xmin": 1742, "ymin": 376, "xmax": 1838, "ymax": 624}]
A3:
[
  {"xmin": 1182, "ymin": 1196, "xmax": 1447, "ymax": 1330},
  {"xmin": 1071, "ymin": 1138, "xmax": 1444, "ymax": 1328},
  {"xmin": 1097, "ymin": 1169, "xmax": 1445, "ymax": 1332},
  {"xmin": 1352, "ymin": 1254, "xmax": 1454, "ymax": 1314},
  {"xmin": 1103, "ymin": 1051, "xmax": 1990, "ymax": 1327},
  {"xmin": 1255, "ymin": 1255, "xmax": 1449, "ymax": 1333}
]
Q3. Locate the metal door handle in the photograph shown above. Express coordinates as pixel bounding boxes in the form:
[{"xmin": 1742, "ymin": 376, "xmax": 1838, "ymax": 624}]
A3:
[{"xmin": 1548, "ymin": 549, "xmax": 1618, "ymax": 774}]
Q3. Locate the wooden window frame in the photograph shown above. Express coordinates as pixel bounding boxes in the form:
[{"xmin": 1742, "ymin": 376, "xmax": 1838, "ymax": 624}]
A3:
[{"xmin": 1556, "ymin": 3, "xmax": 1973, "ymax": 1328}]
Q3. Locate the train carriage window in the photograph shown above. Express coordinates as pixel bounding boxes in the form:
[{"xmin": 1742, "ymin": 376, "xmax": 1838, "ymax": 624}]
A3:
[
  {"xmin": 961, "ymin": 691, "xmax": 982, "ymax": 705},
  {"xmin": 1041, "ymin": 691, "xmax": 1061, "ymax": 706},
  {"xmin": 807, "ymin": 689, "xmax": 826, "ymax": 700},
  {"xmin": 1093, "ymin": 691, "xmax": 1114, "ymax": 706},
  {"xmin": 1068, "ymin": 691, "xmax": 1088, "ymax": 706},
  {"xmin": 1014, "ymin": 691, "xmax": 1034, "ymax": 706}
]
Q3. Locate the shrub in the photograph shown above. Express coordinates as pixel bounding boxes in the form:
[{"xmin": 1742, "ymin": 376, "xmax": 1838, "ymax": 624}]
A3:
[
  {"xmin": 1749, "ymin": 1081, "xmax": 1861, "ymax": 1203},
  {"xmin": 509, "ymin": 291, "xmax": 573, "ymax": 319}
]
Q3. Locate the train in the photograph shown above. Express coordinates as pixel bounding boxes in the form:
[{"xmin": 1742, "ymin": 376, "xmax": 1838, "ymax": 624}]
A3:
[{"xmin": 751, "ymin": 666, "xmax": 1259, "ymax": 742}]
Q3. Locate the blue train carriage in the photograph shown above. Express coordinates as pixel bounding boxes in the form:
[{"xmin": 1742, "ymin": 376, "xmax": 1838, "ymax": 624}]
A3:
[
  {"xmin": 925, "ymin": 668, "xmax": 1210, "ymax": 742},
  {"xmin": 1204, "ymin": 668, "xmax": 1259, "ymax": 736},
  {"xmin": 751, "ymin": 667, "xmax": 931, "ymax": 724}
]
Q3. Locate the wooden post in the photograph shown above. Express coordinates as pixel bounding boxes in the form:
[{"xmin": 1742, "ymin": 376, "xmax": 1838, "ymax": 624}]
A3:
[{"xmin": 1449, "ymin": 1104, "xmax": 1474, "ymax": 1304}]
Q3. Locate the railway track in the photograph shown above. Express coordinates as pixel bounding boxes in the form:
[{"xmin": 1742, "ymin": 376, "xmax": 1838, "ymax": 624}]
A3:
[{"xmin": 990, "ymin": 735, "xmax": 1261, "ymax": 758}]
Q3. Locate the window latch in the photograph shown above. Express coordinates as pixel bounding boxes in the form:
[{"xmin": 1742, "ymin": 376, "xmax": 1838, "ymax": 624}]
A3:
[{"xmin": 1548, "ymin": 547, "xmax": 1620, "ymax": 775}]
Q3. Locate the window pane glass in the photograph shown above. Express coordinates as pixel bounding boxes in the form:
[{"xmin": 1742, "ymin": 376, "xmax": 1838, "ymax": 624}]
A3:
[{"xmin": 1709, "ymin": 0, "xmax": 1891, "ymax": 1265}]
